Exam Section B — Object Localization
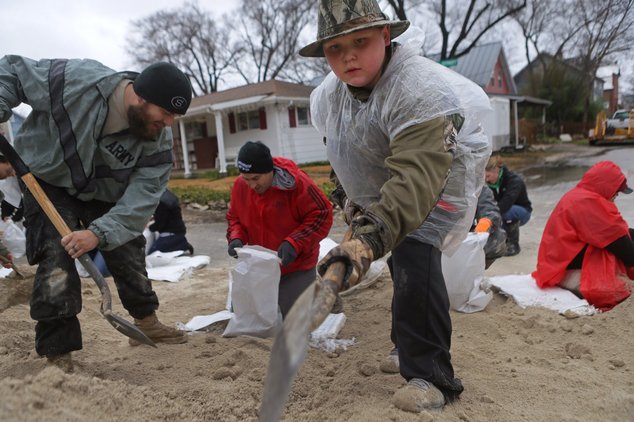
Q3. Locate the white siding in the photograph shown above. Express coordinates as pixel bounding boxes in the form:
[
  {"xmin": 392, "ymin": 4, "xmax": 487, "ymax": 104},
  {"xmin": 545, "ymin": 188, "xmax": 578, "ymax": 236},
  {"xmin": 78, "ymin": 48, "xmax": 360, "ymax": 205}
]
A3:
[
  {"xmin": 482, "ymin": 97, "xmax": 510, "ymax": 151},
  {"xmin": 220, "ymin": 104, "xmax": 327, "ymax": 166},
  {"xmin": 281, "ymin": 126, "xmax": 327, "ymax": 164},
  {"xmin": 220, "ymin": 104, "xmax": 281, "ymax": 165}
]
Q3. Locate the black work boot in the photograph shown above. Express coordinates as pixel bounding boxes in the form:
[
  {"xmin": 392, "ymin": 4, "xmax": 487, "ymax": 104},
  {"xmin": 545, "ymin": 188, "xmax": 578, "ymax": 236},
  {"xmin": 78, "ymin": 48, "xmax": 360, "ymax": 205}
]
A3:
[{"xmin": 504, "ymin": 221, "xmax": 521, "ymax": 256}]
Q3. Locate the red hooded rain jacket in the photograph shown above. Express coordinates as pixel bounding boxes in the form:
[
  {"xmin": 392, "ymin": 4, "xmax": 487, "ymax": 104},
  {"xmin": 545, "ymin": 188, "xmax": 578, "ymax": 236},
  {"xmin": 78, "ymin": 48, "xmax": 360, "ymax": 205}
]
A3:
[{"xmin": 532, "ymin": 161, "xmax": 632, "ymax": 310}]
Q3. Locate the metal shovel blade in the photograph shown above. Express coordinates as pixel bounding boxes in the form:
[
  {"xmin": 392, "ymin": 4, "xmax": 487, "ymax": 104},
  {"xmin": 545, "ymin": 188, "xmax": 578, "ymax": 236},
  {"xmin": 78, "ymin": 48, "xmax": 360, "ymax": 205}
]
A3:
[
  {"xmin": 103, "ymin": 310, "xmax": 157, "ymax": 347},
  {"xmin": 258, "ymin": 281, "xmax": 315, "ymax": 422},
  {"xmin": 258, "ymin": 261, "xmax": 346, "ymax": 422},
  {"xmin": 77, "ymin": 255, "xmax": 156, "ymax": 348}
]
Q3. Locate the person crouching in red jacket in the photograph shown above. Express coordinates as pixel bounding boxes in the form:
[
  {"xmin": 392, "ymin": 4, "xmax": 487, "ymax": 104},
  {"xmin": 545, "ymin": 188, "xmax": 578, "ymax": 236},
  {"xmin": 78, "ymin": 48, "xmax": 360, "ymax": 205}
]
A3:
[
  {"xmin": 226, "ymin": 141, "xmax": 333, "ymax": 317},
  {"xmin": 532, "ymin": 160, "xmax": 634, "ymax": 310}
]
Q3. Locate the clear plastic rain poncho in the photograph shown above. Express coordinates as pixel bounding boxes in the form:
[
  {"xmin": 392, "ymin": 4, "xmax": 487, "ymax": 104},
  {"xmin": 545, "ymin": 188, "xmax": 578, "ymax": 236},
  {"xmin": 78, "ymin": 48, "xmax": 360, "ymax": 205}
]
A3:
[{"xmin": 311, "ymin": 41, "xmax": 492, "ymax": 254}]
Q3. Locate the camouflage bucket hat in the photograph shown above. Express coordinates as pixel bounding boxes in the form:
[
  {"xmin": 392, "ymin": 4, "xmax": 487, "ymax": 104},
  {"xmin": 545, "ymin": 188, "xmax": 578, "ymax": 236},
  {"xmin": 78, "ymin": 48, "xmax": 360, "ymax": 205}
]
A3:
[{"xmin": 299, "ymin": 0, "xmax": 410, "ymax": 58}]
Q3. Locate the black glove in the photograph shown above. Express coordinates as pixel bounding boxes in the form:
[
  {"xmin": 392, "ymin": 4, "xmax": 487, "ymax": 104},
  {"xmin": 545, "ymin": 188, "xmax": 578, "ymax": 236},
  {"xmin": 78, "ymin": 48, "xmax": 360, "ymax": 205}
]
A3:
[
  {"xmin": 228, "ymin": 239, "xmax": 244, "ymax": 258},
  {"xmin": 343, "ymin": 198, "xmax": 363, "ymax": 225},
  {"xmin": 277, "ymin": 241, "xmax": 297, "ymax": 266},
  {"xmin": 1, "ymin": 200, "xmax": 23, "ymax": 222}
]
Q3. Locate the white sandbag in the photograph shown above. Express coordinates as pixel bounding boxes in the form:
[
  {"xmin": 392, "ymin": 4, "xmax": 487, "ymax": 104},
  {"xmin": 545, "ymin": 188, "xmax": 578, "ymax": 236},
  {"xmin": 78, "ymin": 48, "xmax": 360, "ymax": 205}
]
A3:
[
  {"xmin": 1, "ymin": 220, "xmax": 26, "ymax": 259},
  {"xmin": 483, "ymin": 274, "xmax": 597, "ymax": 316},
  {"xmin": 223, "ymin": 246, "xmax": 282, "ymax": 338},
  {"xmin": 145, "ymin": 251, "xmax": 210, "ymax": 282},
  {"xmin": 0, "ymin": 176, "xmax": 22, "ymax": 208},
  {"xmin": 442, "ymin": 232, "xmax": 492, "ymax": 313},
  {"xmin": 143, "ymin": 227, "xmax": 157, "ymax": 255}
]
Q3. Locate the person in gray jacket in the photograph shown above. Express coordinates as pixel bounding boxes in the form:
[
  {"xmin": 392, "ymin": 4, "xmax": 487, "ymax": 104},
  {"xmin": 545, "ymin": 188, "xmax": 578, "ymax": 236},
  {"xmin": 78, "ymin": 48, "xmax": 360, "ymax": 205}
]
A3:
[
  {"xmin": 0, "ymin": 56, "xmax": 192, "ymax": 370},
  {"xmin": 473, "ymin": 187, "xmax": 507, "ymax": 268}
]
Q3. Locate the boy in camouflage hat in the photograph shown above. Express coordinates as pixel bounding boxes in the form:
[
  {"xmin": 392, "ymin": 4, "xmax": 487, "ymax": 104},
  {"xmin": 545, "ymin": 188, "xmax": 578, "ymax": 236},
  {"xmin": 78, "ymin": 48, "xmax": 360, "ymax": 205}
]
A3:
[{"xmin": 302, "ymin": 0, "xmax": 492, "ymax": 412}]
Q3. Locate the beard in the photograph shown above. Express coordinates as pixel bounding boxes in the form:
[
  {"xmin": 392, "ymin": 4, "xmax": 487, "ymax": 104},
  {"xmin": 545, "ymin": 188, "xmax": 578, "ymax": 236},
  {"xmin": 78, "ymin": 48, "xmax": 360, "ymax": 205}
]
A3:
[{"xmin": 127, "ymin": 103, "xmax": 161, "ymax": 140}]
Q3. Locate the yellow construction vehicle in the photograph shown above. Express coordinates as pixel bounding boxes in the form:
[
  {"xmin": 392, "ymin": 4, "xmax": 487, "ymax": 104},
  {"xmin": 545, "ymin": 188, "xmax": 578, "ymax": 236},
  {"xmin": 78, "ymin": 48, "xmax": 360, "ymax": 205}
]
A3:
[{"xmin": 589, "ymin": 109, "xmax": 634, "ymax": 145}]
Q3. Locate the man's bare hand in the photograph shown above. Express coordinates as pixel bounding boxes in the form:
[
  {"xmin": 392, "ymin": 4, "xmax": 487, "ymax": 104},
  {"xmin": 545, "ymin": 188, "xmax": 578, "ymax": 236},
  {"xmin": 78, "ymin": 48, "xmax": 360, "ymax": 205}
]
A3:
[{"xmin": 61, "ymin": 230, "xmax": 99, "ymax": 259}]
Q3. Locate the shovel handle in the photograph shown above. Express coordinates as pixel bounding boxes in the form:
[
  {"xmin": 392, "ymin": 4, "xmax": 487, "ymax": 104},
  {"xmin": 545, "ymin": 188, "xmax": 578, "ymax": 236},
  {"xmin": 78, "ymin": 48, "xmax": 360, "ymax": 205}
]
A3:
[
  {"xmin": 21, "ymin": 173, "xmax": 73, "ymax": 236},
  {"xmin": 0, "ymin": 134, "xmax": 107, "ymax": 299},
  {"xmin": 310, "ymin": 261, "xmax": 346, "ymax": 331},
  {"xmin": 0, "ymin": 135, "xmax": 156, "ymax": 347},
  {"xmin": 309, "ymin": 228, "xmax": 354, "ymax": 330},
  {"xmin": 0, "ymin": 135, "xmax": 71, "ymax": 237}
]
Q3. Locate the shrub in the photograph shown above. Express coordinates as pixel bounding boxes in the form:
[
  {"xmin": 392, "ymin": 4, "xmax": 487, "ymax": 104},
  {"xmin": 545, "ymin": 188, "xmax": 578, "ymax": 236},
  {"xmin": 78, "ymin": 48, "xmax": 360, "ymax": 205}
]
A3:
[
  {"xmin": 172, "ymin": 182, "xmax": 334, "ymax": 207},
  {"xmin": 171, "ymin": 187, "xmax": 231, "ymax": 204}
]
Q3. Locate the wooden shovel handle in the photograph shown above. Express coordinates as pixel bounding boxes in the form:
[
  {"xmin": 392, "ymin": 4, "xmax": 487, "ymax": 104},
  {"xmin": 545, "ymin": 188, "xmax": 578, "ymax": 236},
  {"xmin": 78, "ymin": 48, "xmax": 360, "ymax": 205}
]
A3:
[
  {"xmin": 310, "ymin": 261, "xmax": 347, "ymax": 331},
  {"xmin": 0, "ymin": 134, "xmax": 71, "ymax": 237},
  {"xmin": 21, "ymin": 173, "xmax": 72, "ymax": 237}
]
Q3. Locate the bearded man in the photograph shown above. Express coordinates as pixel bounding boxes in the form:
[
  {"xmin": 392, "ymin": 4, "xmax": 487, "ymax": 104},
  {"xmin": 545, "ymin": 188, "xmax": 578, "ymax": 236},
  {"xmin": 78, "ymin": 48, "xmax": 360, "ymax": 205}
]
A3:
[{"xmin": 0, "ymin": 56, "xmax": 192, "ymax": 371}]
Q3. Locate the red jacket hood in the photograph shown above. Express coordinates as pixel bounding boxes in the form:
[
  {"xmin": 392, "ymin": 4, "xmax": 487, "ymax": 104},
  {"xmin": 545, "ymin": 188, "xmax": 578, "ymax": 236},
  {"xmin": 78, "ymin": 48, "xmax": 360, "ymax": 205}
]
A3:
[
  {"xmin": 576, "ymin": 160, "xmax": 627, "ymax": 200},
  {"xmin": 272, "ymin": 156, "xmax": 301, "ymax": 183}
]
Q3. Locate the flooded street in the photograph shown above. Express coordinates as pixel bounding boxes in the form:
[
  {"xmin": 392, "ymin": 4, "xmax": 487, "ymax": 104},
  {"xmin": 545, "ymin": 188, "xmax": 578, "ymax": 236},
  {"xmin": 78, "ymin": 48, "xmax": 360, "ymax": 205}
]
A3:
[{"xmin": 523, "ymin": 145, "xmax": 634, "ymax": 190}]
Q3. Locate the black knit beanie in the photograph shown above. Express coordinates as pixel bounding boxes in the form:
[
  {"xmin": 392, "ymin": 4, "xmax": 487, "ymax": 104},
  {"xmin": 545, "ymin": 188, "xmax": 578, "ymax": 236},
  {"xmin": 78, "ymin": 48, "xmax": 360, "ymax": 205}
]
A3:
[
  {"xmin": 237, "ymin": 141, "xmax": 274, "ymax": 173},
  {"xmin": 133, "ymin": 62, "xmax": 192, "ymax": 115}
]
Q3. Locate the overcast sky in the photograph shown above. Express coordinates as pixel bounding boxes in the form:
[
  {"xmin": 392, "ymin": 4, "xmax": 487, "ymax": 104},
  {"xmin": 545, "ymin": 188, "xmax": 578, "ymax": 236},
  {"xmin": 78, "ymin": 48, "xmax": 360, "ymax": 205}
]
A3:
[{"xmin": 1, "ymin": 0, "xmax": 238, "ymax": 72}]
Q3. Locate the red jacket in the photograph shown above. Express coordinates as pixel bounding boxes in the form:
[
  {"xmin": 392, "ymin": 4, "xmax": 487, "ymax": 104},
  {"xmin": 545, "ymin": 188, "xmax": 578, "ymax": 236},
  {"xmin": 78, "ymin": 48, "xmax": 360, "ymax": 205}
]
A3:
[
  {"xmin": 226, "ymin": 157, "xmax": 333, "ymax": 276},
  {"xmin": 532, "ymin": 161, "xmax": 632, "ymax": 310}
]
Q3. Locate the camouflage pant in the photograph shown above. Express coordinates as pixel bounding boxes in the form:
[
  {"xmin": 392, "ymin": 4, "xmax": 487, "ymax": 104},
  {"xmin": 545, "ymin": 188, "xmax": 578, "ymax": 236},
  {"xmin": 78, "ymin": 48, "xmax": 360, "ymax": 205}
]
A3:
[{"xmin": 22, "ymin": 180, "xmax": 158, "ymax": 356}]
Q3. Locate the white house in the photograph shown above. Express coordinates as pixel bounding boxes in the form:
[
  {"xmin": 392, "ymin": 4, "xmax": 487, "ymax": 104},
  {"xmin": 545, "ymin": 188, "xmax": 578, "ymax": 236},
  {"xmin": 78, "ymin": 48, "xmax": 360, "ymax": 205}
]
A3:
[{"xmin": 174, "ymin": 80, "xmax": 326, "ymax": 176}]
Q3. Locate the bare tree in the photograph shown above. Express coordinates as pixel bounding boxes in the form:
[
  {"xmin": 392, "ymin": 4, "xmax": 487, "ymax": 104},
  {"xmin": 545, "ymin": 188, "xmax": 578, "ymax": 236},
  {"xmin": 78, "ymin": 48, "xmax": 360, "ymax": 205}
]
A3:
[
  {"xmin": 512, "ymin": 0, "xmax": 584, "ymax": 95},
  {"xmin": 436, "ymin": 0, "xmax": 527, "ymax": 60},
  {"xmin": 384, "ymin": 0, "xmax": 426, "ymax": 20},
  {"xmin": 234, "ymin": 0, "xmax": 314, "ymax": 84},
  {"xmin": 127, "ymin": 1, "xmax": 242, "ymax": 94},
  {"xmin": 513, "ymin": 0, "xmax": 634, "ymax": 130},
  {"xmin": 386, "ymin": 0, "xmax": 527, "ymax": 60},
  {"xmin": 570, "ymin": 0, "xmax": 634, "ymax": 128},
  {"xmin": 280, "ymin": 57, "xmax": 332, "ymax": 85}
]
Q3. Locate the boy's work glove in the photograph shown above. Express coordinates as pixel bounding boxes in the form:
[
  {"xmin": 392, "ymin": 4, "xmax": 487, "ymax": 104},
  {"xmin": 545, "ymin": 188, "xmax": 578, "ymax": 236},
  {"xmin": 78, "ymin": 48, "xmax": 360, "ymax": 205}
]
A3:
[
  {"xmin": 319, "ymin": 209, "xmax": 390, "ymax": 291},
  {"xmin": 343, "ymin": 198, "xmax": 363, "ymax": 225},
  {"xmin": 474, "ymin": 217, "xmax": 492, "ymax": 233},
  {"xmin": 228, "ymin": 239, "xmax": 244, "ymax": 258},
  {"xmin": 277, "ymin": 241, "xmax": 297, "ymax": 266},
  {"xmin": 318, "ymin": 238, "xmax": 374, "ymax": 291}
]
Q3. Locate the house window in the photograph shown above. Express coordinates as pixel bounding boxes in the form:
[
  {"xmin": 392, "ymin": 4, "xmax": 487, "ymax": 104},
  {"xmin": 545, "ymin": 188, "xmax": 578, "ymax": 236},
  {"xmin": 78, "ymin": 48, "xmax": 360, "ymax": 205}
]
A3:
[
  {"xmin": 185, "ymin": 121, "xmax": 205, "ymax": 139},
  {"xmin": 498, "ymin": 75, "xmax": 502, "ymax": 88},
  {"xmin": 288, "ymin": 106, "xmax": 311, "ymax": 128},
  {"xmin": 228, "ymin": 108, "xmax": 267, "ymax": 133},
  {"xmin": 297, "ymin": 107, "xmax": 310, "ymax": 125}
]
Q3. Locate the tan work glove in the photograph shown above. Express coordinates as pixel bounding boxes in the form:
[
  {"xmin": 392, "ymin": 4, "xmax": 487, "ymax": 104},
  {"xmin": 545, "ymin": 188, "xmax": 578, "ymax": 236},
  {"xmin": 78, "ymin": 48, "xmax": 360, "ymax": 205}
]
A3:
[
  {"xmin": 318, "ymin": 238, "xmax": 374, "ymax": 291},
  {"xmin": 343, "ymin": 198, "xmax": 363, "ymax": 225}
]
